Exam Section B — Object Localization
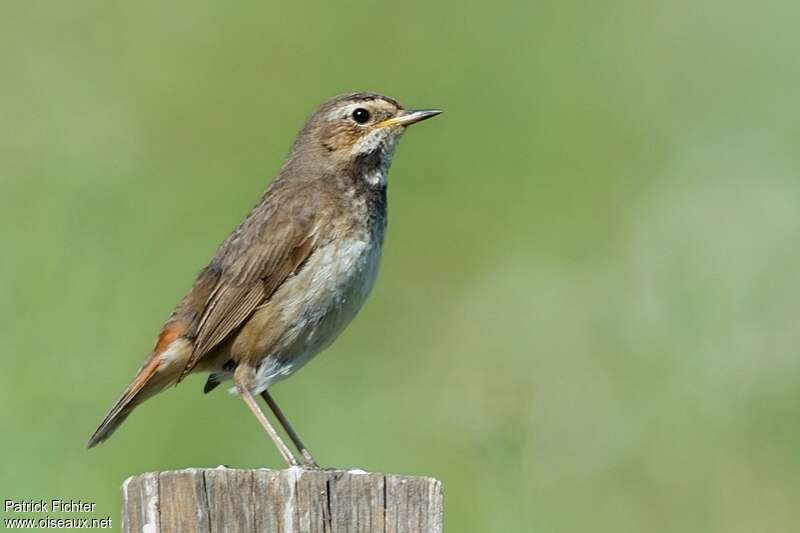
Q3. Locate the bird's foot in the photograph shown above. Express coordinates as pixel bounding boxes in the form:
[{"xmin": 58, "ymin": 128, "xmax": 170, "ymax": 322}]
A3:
[{"xmin": 300, "ymin": 451, "xmax": 320, "ymax": 470}]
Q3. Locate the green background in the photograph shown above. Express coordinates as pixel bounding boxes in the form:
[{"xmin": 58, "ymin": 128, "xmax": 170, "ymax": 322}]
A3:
[{"xmin": 2, "ymin": 1, "xmax": 800, "ymax": 531}]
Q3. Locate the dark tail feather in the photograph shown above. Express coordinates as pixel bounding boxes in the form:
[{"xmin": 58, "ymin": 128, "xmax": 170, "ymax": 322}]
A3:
[
  {"xmin": 203, "ymin": 373, "xmax": 222, "ymax": 394},
  {"xmin": 87, "ymin": 353, "xmax": 167, "ymax": 448},
  {"xmin": 87, "ymin": 391, "xmax": 139, "ymax": 448}
]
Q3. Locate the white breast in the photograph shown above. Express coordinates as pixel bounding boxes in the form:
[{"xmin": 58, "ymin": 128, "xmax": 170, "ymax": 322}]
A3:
[{"xmin": 251, "ymin": 231, "xmax": 383, "ymax": 391}]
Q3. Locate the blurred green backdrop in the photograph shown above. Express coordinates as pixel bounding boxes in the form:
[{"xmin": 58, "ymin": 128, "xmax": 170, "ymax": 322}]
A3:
[{"xmin": 2, "ymin": 1, "xmax": 800, "ymax": 531}]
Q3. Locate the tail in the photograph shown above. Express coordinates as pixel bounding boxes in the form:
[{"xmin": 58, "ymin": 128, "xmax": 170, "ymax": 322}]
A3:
[
  {"xmin": 86, "ymin": 400, "xmax": 136, "ymax": 448},
  {"xmin": 87, "ymin": 355, "xmax": 166, "ymax": 448},
  {"xmin": 87, "ymin": 331, "xmax": 191, "ymax": 448}
]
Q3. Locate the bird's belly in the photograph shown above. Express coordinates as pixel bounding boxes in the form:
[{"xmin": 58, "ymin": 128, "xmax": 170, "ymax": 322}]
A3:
[{"xmin": 251, "ymin": 234, "xmax": 383, "ymax": 391}]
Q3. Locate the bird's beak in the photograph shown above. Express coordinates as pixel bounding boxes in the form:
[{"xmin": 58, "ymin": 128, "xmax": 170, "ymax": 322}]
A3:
[{"xmin": 376, "ymin": 109, "xmax": 442, "ymax": 129}]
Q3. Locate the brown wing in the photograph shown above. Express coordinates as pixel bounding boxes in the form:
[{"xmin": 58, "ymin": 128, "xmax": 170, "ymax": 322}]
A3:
[{"xmin": 176, "ymin": 205, "xmax": 317, "ymax": 382}]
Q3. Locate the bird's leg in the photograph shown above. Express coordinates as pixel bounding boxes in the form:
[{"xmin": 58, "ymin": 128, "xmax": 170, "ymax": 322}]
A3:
[
  {"xmin": 261, "ymin": 390, "xmax": 319, "ymax": 468},
  {"xmin": 233, "ymin": 368, "xmax": 298, "ymax": 467}
]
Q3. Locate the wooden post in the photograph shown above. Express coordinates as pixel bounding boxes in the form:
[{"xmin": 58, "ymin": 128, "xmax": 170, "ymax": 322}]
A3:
[{"xmin": 121, "ymin": 468, "xmax": 443, "ymax": 533}]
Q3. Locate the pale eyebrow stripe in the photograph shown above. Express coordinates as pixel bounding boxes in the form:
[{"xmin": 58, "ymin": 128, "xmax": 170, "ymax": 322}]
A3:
[
  {"xmin": 326, "ymin": 103, "xmax": 364, "ymax": 120},
  {"xmin": 325, "ymin": 100, "xmax": 397, "ymax": 121}
]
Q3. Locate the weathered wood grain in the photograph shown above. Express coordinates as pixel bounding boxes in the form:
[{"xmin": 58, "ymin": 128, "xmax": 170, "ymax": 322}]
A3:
[
  {"xmin": 121, "ymin": 468, "xmax": 443, "ymax": 533},
  {"xmin": 121, "ymin": 472, "xmax": 159, "ymax": 533}
]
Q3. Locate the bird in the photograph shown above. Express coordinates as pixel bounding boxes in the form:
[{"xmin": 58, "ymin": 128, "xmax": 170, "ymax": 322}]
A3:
[{"xmin": 87, "ymin": 92, "xmax": 441, "ymax": 467}]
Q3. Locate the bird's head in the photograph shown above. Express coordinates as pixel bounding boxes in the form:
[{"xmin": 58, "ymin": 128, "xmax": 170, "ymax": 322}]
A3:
[{"xmin": 287, "ymin": 92, "xmax": 441, "ymax": 186}]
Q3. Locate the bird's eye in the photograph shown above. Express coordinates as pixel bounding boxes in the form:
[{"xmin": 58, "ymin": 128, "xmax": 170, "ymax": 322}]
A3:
[{"xmin": 352, "ymin": 108, "xmax": 371, "ymax": 124}]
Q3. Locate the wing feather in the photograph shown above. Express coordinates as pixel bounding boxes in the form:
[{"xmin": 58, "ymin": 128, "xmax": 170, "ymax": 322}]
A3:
[{"xmin": 176, "ymin": 202, "xmax": 318, "ymax": 381}]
